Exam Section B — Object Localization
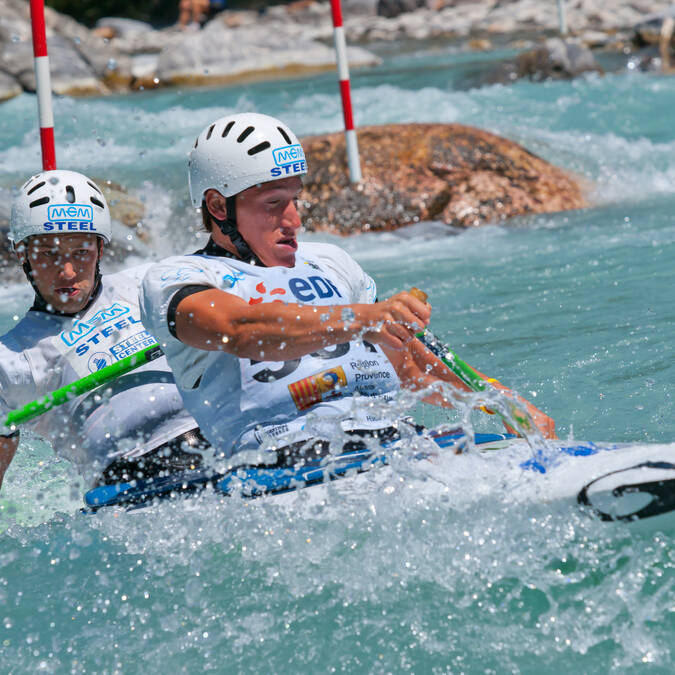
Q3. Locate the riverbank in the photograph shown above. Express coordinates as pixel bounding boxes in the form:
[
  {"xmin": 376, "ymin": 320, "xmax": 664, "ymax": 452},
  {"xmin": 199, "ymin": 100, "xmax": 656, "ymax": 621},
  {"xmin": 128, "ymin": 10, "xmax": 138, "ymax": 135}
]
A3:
[{"xmin": 1, "ymin": 0, "xmax": 675, "ymax": 102}]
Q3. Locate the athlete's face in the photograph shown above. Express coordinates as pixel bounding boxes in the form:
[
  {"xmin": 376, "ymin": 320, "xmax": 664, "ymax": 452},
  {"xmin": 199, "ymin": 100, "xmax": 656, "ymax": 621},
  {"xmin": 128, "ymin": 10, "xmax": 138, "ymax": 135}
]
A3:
[
  {"xmin": 235, "ymin": 176, "xmax": 303, "ymax": 268},
  {"xmin": 16, "ymin": 234, "xmax": 101, "ymax": 313}
]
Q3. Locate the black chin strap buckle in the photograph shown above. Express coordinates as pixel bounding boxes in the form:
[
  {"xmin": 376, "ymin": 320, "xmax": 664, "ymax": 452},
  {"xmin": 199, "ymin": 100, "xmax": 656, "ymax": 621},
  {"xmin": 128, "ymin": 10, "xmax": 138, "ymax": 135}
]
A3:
[{"xmin": 211, "ymin": 195, "xmax": 264, "ymax": 267}]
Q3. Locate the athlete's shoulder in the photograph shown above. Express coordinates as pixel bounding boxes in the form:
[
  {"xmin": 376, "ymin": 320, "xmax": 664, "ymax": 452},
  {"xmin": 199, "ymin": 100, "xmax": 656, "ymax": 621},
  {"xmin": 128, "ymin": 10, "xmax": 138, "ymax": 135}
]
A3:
[
  {"xmin": 0, "ymin": 311, "xmax": 63, "ymax": 351},
  {"xmin": 298, "ymin": 241, "xmax": 361, "ymax": 269},
  {"xmin": 141, "ymin": 254, "xmax": 215, "ymax": 289},
  {"xmin": 102, "ymin": 262, "xmax": 153, "ymax": 286},
  {"xmin": 297, "ymin": 241, "xmax": 373, "ymax": 302},
  {"xmin": 0, "ymin": 317, "xmax": 44, "ymax": 394}
]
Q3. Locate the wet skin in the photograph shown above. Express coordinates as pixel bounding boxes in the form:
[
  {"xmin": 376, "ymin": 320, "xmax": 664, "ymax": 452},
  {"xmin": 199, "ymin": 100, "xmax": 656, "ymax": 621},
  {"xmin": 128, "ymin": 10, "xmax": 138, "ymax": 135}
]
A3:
[
  {"xmin": 15, "ymin": 233, "xmax": 101, "ymax": 314},
  {"xmin": 204, "ymin": 176, "xmax": 303, "ymax": 268}
]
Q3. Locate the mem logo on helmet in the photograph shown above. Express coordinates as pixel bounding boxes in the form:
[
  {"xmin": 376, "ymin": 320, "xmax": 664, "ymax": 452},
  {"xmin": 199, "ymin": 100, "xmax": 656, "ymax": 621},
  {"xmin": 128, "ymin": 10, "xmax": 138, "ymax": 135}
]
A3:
[
  {"xmin": 187, "ymin": 112, "xmax": 307, "ymax": 265},
  {"xmin": 10, "ymin": 169, "xmax": 112, "ymax": 246},
  {"xmin": 188, "ymin": 112, "xmax": 307, "ymax": 204},
  {"xmin": 9, "ymin": 170, "xmax": 112, "ymax": 314}
]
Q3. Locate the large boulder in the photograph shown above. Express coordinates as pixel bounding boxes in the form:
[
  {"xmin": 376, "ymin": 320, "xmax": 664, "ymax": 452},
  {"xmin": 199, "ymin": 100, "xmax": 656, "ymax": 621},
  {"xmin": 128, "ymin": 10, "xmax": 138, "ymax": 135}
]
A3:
[{"xmin": 299, "ymin": 123, "xmax": 587, "ymax": 233}]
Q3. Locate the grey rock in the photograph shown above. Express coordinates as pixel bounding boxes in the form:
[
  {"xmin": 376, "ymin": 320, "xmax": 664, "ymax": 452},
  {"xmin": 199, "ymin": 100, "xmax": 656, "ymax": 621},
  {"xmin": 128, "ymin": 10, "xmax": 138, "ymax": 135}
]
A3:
[
  {"xmin": 485, "ymin": 37, "xmax": 603, "ymax": 84},
  {"xmin": 43, "ymin": 4, "xmax": 132, "ymax": 83},
  {"xmin": 94, "ymin": 17, "xmax": 154, "ymax": 38},
  {"xmin": 0, "ymin": 69, "xmax": 21, "ymax": 102},
  {"xmin": 156, "ymin": 21, "xmax": 379, "ymax": 85},
  {"xmin": 342, "ymin": 0, "xmax": 379, "ymax": 17},
  {"xmin": 10, "ymin": 31, "xmax": 104, "ymax": 95}
]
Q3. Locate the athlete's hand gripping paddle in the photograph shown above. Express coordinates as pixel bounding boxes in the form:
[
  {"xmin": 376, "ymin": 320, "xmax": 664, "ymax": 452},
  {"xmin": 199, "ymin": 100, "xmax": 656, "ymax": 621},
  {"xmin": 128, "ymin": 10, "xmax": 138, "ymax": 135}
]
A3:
[{"xmin": 408, "ymin": 287, "xmax": 532, "ymax": 433}]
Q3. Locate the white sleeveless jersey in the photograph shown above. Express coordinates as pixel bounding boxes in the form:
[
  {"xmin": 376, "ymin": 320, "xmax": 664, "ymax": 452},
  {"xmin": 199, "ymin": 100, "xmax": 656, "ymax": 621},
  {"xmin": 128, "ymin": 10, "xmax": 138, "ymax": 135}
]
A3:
[
  {"xmin": 140, "ymin": 242, "xmax": 401, "ymax": 457},
  {"xmin": 0, "ymin": 264, "xmax": 198, "ymax": 481}
]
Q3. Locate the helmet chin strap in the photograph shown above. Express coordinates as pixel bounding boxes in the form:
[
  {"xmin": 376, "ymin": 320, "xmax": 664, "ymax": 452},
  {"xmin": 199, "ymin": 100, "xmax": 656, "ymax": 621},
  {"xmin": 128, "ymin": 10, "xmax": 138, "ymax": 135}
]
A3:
[
  {"xmin": 207, "ymin": 196, "xmax": 265, "ymax": 267},
  {"xmin": 21, "ymin": 240, "xmax": 104, "ymax": 317}
]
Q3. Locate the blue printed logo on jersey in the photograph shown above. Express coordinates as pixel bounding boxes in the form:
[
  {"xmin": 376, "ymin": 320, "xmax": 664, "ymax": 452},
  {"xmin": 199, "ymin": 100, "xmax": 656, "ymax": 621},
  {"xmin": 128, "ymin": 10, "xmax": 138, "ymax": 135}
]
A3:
[
  {"xmin": 110, "ymin": 330, "xmax": 156, "ymax": 359},
  {"xmin": 223, "ymin": 269, "xmax": 246, "ymax": 288},
  {"xmin": 160, "ymin": 267, "xmax": 199, "ymax": 289},
  {"xmin": 87, "ymin": 352, "xmax": 114, "ymax": 373},
  {"xmin": 60, "ymin": 303, "xmax": 130, "ymax": 347}
]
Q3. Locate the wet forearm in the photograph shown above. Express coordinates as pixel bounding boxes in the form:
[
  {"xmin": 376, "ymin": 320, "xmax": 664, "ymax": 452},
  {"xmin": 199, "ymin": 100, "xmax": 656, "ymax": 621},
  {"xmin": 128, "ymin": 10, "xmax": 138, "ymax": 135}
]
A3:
[{"xmin": 176, "ymin": 289, "xmax": 374, "ymax": 360}]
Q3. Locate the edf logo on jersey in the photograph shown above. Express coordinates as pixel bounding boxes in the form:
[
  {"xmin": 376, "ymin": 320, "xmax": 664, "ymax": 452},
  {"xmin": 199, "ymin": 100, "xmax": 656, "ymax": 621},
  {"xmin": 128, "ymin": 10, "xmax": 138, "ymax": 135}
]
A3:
[{"xmin": 288, "ymin": 276, "xmax": 342, "ymax": 302}]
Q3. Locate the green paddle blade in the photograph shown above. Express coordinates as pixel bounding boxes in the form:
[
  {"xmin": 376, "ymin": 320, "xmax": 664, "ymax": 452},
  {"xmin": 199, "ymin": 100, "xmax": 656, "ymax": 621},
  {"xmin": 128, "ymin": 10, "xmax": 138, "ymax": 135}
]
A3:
[
  {"xmin": 415, "ymin": 330, "xmax": 532, "ymax": 431},
  {"xmin": 3, "ymin": 343, "xmax": 164, "ymax": 430}
]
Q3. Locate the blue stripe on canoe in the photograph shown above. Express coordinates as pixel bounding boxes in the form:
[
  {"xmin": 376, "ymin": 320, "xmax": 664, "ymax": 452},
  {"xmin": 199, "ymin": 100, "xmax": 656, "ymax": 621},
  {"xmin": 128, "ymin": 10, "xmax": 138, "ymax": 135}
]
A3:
[{"xmin": 83, "ymin": 431, "xmax": 519, "ymax": 509}]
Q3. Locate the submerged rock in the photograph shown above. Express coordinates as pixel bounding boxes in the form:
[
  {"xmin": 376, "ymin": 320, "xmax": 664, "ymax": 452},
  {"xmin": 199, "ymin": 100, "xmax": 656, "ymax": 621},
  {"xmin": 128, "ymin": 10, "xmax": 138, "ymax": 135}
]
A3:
[
  {"xmin": 485, "ymin": 38, "xmax": 603, "ymax": 84},
  {"xmin": 299, "ymin": 123, "xmax": 587, "ymax": 233}
]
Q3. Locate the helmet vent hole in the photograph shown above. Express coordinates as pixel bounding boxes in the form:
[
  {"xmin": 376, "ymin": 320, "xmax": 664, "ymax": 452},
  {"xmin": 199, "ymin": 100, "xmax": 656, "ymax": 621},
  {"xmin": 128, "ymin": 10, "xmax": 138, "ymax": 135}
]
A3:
[
  {"xmin": 65, "ymin": 185, "xmax": 76, "ymax": 203},
  {"xmin": 29, "ymin": 196, "xmax": 50, "ymax": 208},
  {"xmin": 237, "ymin": 126, "xmax": 254, "ymax": 143},
  {"xmin": 90, "ymin": 196, "xmax": 104, "ymax": 209},
  {"xmin": 194, "ymin": 138, "xmax": 198, "ymax": 148},
  {"xmin": 248, "ymin": 141, "xmax": 271, "ymax": 156},
  {"xmin": 277, "ymin": 127, "xmax": 292, "ymax": 144},
  {"xmin": 27, "ymin": 181, "xmax": 46, "ymax": 196},
  {"xmin": 222, "ymin": 121, "xmax": 235, "ymax": 137},
  {"xmin": 87, "ymin": 181, "xmax": 102, "ymax": 195},
  {"xmin": 206, "ymin": 124, "xmax": 215, "ymax": 140}
]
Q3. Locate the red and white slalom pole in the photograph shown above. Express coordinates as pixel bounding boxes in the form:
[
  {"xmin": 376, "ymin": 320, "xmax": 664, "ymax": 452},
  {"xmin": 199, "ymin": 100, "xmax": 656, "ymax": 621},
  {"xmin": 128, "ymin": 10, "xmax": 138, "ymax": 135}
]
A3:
[
  {"xmin": 330, "ymin": 0, "xmax": 362, "ymax": 184},
  {"xmin": 29, "ymin": 0, "xmax": 56, "ymax": 170}
]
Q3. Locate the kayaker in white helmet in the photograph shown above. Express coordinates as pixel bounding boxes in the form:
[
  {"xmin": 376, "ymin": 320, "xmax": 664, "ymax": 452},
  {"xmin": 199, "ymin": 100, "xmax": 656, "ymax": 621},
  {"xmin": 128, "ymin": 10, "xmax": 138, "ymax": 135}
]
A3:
[
  {"xmin": 0, "ymin": 169, "xmax": 208, "ymax": 493},
  {"xmin": 140, "ymin": 112, "xmax": 556, "ymax": 466}
]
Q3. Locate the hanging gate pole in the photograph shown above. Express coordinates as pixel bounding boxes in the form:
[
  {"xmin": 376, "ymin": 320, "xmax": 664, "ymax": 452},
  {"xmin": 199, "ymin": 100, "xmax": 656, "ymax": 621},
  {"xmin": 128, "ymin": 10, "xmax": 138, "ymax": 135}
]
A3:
[
  {"xmin": 330, "ymin": 0, "xmax": 362, "ymax": 184},
  {"xmin": 29, "ymin": 0, "xmax": 56, "ymax": 170}
]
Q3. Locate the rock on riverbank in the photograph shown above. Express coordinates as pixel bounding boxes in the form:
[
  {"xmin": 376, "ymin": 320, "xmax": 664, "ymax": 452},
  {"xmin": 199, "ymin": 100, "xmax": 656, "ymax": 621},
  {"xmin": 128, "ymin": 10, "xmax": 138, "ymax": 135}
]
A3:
[
  {"xmin": 2, "ymin": 0, "xmax": 675, "ymax": 102},
  {"xmin": 299, "ymin": 123, "xmax": 587, "ymax": 232}
]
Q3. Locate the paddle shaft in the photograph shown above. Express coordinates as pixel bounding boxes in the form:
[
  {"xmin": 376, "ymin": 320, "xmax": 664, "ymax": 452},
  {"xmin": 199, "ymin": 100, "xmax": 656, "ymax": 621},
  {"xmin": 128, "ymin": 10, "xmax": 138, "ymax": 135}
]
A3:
[
  {"xmin": 409, "ymin": 287, "xmax": 531, "ymax": 430},
  {"xmin": 3, "ymin": 343, "xmax": 164, "ymax": 429},
  {"xmin": 3, "ymin": 288, "xmax": 527, "ymax": 430}
]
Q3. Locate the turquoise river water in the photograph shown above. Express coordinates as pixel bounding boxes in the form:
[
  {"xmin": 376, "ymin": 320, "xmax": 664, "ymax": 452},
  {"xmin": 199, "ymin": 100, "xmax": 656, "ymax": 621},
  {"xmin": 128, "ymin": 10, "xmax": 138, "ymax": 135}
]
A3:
[{"xmin": 0, "ymin": 41, "xmax": 673, "ymax": 672}]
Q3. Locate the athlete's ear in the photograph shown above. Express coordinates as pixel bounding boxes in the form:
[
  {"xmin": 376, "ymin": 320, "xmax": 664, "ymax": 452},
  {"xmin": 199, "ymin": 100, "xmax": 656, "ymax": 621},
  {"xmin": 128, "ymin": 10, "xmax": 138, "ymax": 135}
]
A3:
[
  {"xmin": 204, "ymin": 189, "xmax": 228, "ymax": 221},
  {"xmin": 97, "ymin": 238, "xmax": 104, "ymax": 258}
]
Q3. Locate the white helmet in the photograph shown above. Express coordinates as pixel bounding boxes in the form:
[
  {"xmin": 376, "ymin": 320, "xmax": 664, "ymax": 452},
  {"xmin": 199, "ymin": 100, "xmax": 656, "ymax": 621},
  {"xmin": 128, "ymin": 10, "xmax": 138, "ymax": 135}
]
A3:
[
  {"xmin": 10, "ymin": 169, "xmax": 112, "ymax": 245},
  {"xmin": 188, "ymin": 112, "xmax": 307, "ymax": 207}
]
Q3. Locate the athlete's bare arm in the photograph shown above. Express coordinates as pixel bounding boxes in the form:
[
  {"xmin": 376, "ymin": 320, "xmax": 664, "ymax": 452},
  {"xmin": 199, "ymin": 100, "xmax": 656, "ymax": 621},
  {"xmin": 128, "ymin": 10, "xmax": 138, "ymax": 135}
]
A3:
[
  {"xmin": 0, "ymin": 434, "xmax": 19, "ymax": 490},
  {"xmin": 384, "ymin": 339, "xmax": 557, "ymax": 439},
  {"xmin": 174, "ymin": 289, "xmax": 431, "ymax": 360}
]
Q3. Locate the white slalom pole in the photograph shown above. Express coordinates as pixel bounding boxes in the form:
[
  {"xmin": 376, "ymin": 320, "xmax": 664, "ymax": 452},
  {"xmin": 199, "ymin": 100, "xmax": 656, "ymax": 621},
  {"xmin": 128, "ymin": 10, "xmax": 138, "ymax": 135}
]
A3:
[
  {"xmin": 557, "ymin": 0, "xmax": 568, "ymax": 36},
  {"xmin": 330, "ymin": 0, "xmax": 362, "ymax": 184},
  {"xmin": 29, "ymin": 0, "xmax": 56, "ymax": 169}
]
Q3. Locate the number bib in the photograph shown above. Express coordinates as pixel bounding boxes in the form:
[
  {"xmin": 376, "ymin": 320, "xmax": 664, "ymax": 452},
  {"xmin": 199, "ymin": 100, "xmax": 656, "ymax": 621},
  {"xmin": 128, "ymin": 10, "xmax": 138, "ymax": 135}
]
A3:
[{"xmin": 238, "ymin": 339, "xmax": 400, "ymax": 445}]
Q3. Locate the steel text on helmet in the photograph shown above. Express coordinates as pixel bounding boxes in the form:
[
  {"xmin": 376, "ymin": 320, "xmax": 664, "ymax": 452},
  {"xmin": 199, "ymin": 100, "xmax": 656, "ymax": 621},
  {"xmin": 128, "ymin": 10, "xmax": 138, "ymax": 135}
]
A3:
[
  {"xmin": 188, "ymin": 112, "xmax": 307, "ymax": 265},
  {"xmin": 10, "ymin": 170, "xmax": 112, "ymax": 313}
]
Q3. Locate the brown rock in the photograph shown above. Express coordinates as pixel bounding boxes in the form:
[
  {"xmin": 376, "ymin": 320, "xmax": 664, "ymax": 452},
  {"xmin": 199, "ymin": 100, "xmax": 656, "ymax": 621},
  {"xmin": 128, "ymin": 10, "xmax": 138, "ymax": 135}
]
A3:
[{"xmin": 299, "ymin": 123, "xmax": 587, "ymax": 233}]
